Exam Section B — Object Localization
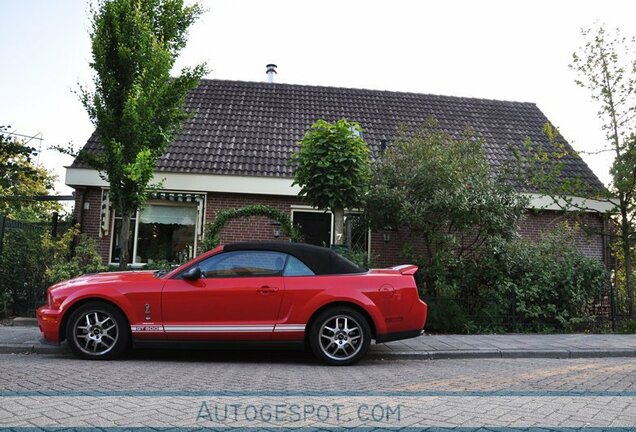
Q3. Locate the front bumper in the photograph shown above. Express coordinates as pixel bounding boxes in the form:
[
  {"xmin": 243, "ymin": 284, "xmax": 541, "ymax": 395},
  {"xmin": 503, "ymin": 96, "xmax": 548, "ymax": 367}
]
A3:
[{"xmin": 36, "ymin": 306, "xmax": 62, "ymax": 344}]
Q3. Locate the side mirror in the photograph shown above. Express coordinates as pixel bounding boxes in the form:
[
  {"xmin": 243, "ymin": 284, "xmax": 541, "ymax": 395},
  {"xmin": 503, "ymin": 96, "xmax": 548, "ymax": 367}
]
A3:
[{"xmin": 182, "ymin": 266, "xmax": 202, "ymax": 281}]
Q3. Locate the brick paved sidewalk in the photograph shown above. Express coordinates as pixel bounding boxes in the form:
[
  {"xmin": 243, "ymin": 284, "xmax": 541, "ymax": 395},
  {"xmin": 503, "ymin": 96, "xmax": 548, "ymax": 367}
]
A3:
[{"xmin": 1, "ymin": 325, "xmax": 635, "ymax": 359}]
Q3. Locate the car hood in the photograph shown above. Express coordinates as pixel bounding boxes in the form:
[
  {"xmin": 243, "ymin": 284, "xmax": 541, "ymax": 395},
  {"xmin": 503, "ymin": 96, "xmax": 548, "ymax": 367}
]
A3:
[{"xmin": 49, "ymin": 271, "xmax": 158, "ymax": 293}]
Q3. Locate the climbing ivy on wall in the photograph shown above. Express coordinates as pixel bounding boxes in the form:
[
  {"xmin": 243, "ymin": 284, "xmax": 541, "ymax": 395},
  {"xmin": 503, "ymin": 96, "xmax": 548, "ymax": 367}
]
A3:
[{"xmin": 203, "ymin": 204, "xmax": 302, "ymax": 251}]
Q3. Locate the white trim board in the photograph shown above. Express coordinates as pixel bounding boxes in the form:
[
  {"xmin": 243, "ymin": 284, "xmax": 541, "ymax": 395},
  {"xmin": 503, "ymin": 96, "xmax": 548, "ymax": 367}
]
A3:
[
  {"xmin": 67, "ymin": 167, "xmax": 614, "ymax": 213},
  {"xmin": 525, "ymin": 193, "xmax": 616, "ymax": 213},
  {"xmin": 66, "ymin": 167, "xmax": 300, "ymax": 196}
]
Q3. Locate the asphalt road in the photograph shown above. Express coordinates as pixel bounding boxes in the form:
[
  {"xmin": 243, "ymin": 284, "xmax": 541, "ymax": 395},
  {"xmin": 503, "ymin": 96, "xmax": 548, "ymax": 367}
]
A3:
[{"xmin": 1, "ymin": 351, "xmax": 635, "ymax": 430}]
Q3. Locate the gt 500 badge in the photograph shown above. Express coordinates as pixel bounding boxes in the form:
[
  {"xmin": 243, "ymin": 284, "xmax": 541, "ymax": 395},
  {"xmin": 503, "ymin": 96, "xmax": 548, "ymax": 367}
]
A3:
[{"xmin": 132, "ymin": 325, "xmax": 162, "ymax": 332}]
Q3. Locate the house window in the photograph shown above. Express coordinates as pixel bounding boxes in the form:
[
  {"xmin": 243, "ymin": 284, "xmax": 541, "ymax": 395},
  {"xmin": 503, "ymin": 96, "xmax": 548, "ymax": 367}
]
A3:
[
  {"xmin": 345, "ymin": 213, "xmax": 369, "ymax": 252},
  {"xmin": 110, "ymin": 201, "xmax": 197, "ymax": 265},
  {"xmin": 292, "ymin": 210, "xmax": 333, "ymax": 247},
  {"xmin": 291, "ymin": 208, "xmax": 370, "ymax": 253},
  {"xmin": 137, "ymin": 204, "xmax": 197, "ymax": 263},
  {"xmin": 110, "ymin": 216, "xmax": 135, "ymax": 264}
]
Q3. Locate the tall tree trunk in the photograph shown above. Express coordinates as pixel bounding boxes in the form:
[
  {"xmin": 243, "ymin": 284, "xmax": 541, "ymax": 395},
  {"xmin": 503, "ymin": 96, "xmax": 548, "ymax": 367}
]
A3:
[
  {"xmin": 333, "ymin": 207, "xmax": 345, "ymax": 245},
  {"xmin": 118, "ymin": 211, "xmax": 132, "ymax": 270},
  {"xmin": 621, "ymin": 209, "xmax": 635, "ymax": 318}
]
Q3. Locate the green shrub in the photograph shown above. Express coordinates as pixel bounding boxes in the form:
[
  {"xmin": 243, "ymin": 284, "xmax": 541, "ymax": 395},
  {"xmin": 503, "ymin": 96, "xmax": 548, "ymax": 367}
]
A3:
[
  {"xmin": 424, "ymin": 298, "xmax": 471, "ymax": 333},
  {"xmin": 618, "ymin": 319, "xmax": 636, "ymax": 334},
  {"xmin": 0, "ymin": 227, "xmax": 48, "ymax": 317},
  {"xmin": 335, "ymin": 247, "xmax": 372, "ymax": 270},
  {"xmin": 0, "ymin": 222, "xmax": 109, "ymax": 317},
  {"xmin": 140, "ymin": 260, "xmax": 179, "ymax": 271},
  {"xmin": 415, "ymin": 224, "xmax": 610, "ymax": 333},
  {"xmin": 43, "ymin": 230, "xmax": 107, "ymax": 285},
  {"xmin": 491, "ymin": 225, "xmax": 609, "ymax": 332}
]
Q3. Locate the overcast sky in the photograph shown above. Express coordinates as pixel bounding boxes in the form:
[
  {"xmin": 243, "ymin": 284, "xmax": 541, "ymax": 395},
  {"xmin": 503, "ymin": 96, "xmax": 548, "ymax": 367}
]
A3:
[{"xmin": 1, "ymin": 0, "xmax": 635, "ymax": 196}]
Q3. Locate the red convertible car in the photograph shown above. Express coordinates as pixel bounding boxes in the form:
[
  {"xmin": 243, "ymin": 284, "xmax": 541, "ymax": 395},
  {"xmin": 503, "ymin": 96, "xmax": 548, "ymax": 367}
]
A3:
[{"xmin": 37, "ymin": 242, "xmax": 427, "ymax": 365}]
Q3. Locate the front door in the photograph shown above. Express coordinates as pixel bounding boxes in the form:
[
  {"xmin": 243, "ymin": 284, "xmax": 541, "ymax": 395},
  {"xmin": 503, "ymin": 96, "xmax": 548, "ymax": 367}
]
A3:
[
  {"xmin": 293, "ymin": 211, "xmax": 332, "ymax": 246},
  {"xmin": 161, "ymin": 250, "xmax": 286, "ymax": 341}
]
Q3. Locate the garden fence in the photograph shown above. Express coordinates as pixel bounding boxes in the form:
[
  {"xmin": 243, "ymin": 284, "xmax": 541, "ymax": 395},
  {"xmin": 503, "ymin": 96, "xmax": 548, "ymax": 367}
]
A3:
[{"xmin": 0, "ymin": 213, "xmax": 73, "ymax": 317}]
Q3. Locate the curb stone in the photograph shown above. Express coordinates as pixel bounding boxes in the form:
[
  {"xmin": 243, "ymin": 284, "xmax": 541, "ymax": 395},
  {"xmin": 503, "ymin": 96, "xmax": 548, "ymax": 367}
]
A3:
[
  {"xmin": 11, "ymin": 317, "xmax": 38, "ymax": 327},
  {"xmin": 3, "ymin": 326, "xmax": 636, "ymax": 359},
  {"xmin": 0, "ymin": 344, "xmax": 37, "ymax": 354},
  {"xmin": 0, "ymin": 344, "xmax": 63, "ymax": 354},
  {"xmin": 500, "ymin": 349, "xmax": 570, "ymax": 359},
  {"xmin": 369, "ymin": 351, "xmax": 431, "ymax": 360},
  {"xmin": 568, "ymin": 349, "xmax": 636, "ymax": 358},
  {"xmin": 369, "ymin": 349, "xmax": 636, "ymax": 360},
  {"xmin": 1, "ymin": 341, "xmax": 636, "ymax": 359},
  {"xmin": 428, "ymin": 349, "xmax": 501, "ymax": 360}
]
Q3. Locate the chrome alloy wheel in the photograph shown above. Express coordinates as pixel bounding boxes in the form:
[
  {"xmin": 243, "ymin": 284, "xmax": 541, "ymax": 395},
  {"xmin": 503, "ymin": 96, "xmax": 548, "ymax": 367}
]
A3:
[
  {"xmin": 318, "ymin": 315, "xmax": 364, "ymax": 361},
  {"xmin": 73, "ymin": 311, "xmax": 119, "ymax": 356}
]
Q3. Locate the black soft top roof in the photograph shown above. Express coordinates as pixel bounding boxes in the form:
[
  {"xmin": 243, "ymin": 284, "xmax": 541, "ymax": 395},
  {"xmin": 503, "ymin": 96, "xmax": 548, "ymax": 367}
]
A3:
[{"xmin": 223, "ymin": 242, "xmax": 365, "ymax": 275}]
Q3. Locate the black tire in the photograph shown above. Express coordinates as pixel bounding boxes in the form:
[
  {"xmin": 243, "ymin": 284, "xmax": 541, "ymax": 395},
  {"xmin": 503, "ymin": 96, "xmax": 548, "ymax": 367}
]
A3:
[
  {"xmin": 65, "ymin": 301, "xmax": 129, "ymax": 360},
  {"xmin": 309, "ymin": 306, "xmax": 371, "ymax": 366}
]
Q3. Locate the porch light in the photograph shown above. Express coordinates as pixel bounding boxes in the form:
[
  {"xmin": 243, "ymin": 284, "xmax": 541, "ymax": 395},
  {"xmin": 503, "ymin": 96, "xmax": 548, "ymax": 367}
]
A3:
[{"xmin": 271, "ymin": 221, "xmax": 281, "ymax": 239}]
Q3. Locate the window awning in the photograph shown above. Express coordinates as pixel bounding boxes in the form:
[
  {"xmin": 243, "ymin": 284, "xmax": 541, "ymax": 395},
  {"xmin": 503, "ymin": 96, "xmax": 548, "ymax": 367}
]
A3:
[
  {"xmin": 148, "ymin": 192, "xmax": 202, "ymax": 203},
  {"xmin": 100, "ymin": 190, "xmax": 207, "ymax": 239}
]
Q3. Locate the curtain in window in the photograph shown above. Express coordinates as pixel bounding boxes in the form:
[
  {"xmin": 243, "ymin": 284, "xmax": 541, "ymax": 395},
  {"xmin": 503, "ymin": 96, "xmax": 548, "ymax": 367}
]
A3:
[{"xmin": 139, "ymin": 205, "xmax": 196, "ymax": 225}]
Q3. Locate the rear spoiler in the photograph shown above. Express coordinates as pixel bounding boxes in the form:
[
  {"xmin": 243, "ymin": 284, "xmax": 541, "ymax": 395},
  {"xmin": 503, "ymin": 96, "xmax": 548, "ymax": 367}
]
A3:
[{"xmin": 391, "ymin": 264, "xmax": 418, "ymax": 275}]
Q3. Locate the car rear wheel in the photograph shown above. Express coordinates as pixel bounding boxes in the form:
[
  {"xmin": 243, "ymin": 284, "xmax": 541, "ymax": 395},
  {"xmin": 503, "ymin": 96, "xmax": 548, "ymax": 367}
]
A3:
[
  {"xmin": 66, "ymin": 301, "xmax": 129, "ymax": 360},
  {"xmin": 309, "ymin": 307, "xmax": 371, "ymax": 366}
]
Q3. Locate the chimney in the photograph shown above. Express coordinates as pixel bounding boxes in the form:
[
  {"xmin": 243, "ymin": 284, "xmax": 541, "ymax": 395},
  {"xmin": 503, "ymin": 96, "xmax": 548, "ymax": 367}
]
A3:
[{"xmin": 266, "ymin": 64, "xmax": 277, "ymax": 83}]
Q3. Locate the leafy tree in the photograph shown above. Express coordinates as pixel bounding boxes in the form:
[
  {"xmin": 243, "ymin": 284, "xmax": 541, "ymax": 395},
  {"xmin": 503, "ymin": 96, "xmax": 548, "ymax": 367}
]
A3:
[
  {"xmin": 571, "ymin": 26, "xmax": 636, "ymax": 318},
  {"xmin": 0, "ymin": 126, "xmax": 62, "ymax": 220},
  {"xmin": 366, "ymin": 119, "xmax": 527, "ymax": 295},
  {"xmin": 79, "ymin": 0, "xmax": 207, "ymax": 269},
  {"xmin": 291, "ymin": 119, "xmax": 371, "ymax": 245},
  {"xmin": 518, "ymin": 26, "xmax": 636, "ymax": 318}
]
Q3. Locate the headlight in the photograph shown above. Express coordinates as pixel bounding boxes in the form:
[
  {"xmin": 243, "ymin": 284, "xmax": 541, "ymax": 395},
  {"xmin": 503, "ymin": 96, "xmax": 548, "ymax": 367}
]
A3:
[{"xmin": 48, "ymin": 291, "xmax": 65, "ymax": 309}]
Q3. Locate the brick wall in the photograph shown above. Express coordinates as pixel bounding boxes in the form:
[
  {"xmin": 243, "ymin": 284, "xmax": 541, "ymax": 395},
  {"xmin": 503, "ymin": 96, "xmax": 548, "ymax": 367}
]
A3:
[
  {"xmin": 205, "ymin": 192, "xmax": 300, "ymax": 246},
  {"xmin": 517, "ymin": 210, "xmax": 605, "ymax": 261},
  {"xmin": 370, "ymin": 229, "xmax": 424, "ymax": 268},
  {"xmin": 74, "ymin": 187, "xmax": 111, "ymax": 262},
  {"xmin": 75, "ymin": 188, "xmax": 306, "ymax": 264},
  {"xmin": 371, "ymin": 210, "xmax": 607, "ymax": 268},
  {"xmin": 74, "ymin": 186, "xmax": 607, "ymax": 268}
]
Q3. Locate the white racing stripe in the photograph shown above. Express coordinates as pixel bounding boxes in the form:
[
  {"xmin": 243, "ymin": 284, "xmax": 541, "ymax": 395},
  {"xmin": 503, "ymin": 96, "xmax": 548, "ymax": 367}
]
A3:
[
  {"xmin": 164, "ymin": 325, "xmax": 274, "ymax": 333},
  {"xmin": 273, "ymin": 324, "xmax": 306, "ymax": 332},
  {"xmin": 131, "ymin": 324, "xmax": 306, "ymax": 333}
]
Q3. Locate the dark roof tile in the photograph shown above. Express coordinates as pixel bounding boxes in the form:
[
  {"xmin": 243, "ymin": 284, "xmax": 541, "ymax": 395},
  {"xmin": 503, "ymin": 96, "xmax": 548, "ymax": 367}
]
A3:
[{"xmin": 73, "ymin": 79, "xmax": 604, "ymax": 191}]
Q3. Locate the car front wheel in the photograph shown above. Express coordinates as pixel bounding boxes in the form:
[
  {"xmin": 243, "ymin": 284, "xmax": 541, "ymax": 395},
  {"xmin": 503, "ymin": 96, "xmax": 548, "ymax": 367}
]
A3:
[
  {"xmin": 66, "ymin": 301, "xmax": 129, "ymax": 360},
  {"xmin": 309, "ymin": 307, "xmax": 371, "ymax": 366}
]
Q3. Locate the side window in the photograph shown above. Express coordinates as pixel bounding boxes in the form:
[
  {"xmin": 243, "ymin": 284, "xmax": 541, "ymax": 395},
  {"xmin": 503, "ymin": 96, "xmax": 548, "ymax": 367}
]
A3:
[
  {"xmin": 283, "ymin": 255, "xmax": 315, "ymax": 276},
  {"xmin": 197, "ymin": 250, "xmax": 286, "ymax": 278}
]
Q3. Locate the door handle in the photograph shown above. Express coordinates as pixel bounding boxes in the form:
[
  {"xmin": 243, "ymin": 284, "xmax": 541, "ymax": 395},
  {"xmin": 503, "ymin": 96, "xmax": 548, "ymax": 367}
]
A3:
[{"xmin": 257, "ymin": 285, "xmax": 279, "ymax": 294}]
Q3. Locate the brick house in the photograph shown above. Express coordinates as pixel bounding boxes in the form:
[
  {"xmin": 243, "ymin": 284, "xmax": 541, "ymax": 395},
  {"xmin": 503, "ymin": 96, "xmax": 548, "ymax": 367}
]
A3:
[{"xmin": 66, "ymin": 76, "xmax": 612, "ymax": 268}]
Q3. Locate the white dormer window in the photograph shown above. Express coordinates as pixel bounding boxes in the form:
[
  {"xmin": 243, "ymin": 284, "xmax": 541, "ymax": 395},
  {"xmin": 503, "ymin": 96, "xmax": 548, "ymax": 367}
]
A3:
[{"xmin": 349, "ymin": 126, "xmax": 363, "ymax": 140}]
